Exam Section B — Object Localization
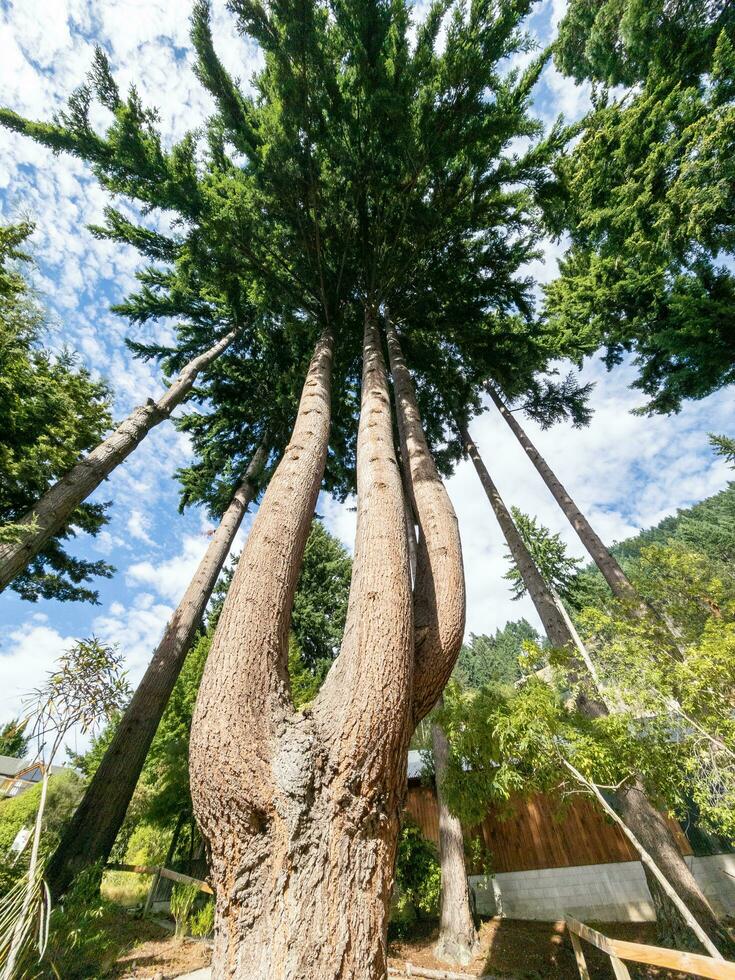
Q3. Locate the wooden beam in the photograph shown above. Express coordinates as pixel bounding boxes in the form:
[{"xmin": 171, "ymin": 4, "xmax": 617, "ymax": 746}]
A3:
[
  {"xmin": 105, "ymin": 863, "xmax": 214, "ymax": 895},
  {"xmin": 565, "ymin": 917, "xmax": 735, "ymax": 980}
]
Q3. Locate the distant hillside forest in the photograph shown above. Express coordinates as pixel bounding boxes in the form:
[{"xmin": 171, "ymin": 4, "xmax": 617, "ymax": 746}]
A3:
[{"xmin": 456, "ymin": 482, "xmax": 735, "ymax": 689}]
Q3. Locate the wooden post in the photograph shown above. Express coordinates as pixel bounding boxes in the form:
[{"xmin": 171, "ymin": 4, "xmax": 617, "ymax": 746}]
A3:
[
  {"xmin": 143, "ymin": 812, "xmax": 185, "ymax": 917},
  {"xmin": 609, "ymin": 955, "xmax": 633, "ymax": 979},
  {"xmin": 569, "ymin": 930, "xmax": 591, "ymax": 980}
]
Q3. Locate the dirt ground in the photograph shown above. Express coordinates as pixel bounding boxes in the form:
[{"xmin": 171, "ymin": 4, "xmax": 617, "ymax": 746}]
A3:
[
  {"xmin": 109, "ymin": 918, "xmax": 709, "ymax": 978},
  {"xmin": 111, "ymin": 930, "xmax": 211, "ymax": 979},
  {"xmin": 387, "ymin": 918, "xmax": 703, "ymax": 979}
]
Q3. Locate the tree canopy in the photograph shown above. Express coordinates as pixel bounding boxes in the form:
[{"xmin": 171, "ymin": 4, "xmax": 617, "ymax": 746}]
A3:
[{"xmin": 546, "ymin": 7, "xmax": 735, "ymax": 413}]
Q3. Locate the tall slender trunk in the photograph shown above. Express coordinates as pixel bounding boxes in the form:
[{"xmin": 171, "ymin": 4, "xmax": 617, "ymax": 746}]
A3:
[
  {"xmin": 460, "ymin": 420, "xmax": 732, "ymax": 955},
  {"xmin": 44, "ymin": 440, "xmax": 266, "ymax": 900},
  {"xmin": 0, "ymin": 329, "xmax": 237, "ymax": 594},
  {"xmin": 387, "ymin": 321, "xmax": 472, "ymax": 963},
  {"xmin": 190, "ymin": 313, "xmax": 414, "ymax": 979},
  {"xmin": 487, "ymin": 385, "xmax": 651, "ymax": 614},
  {"xmin": 432, "ymin": 696, "xmax": 478, "ymax": 966},
  {"xmin": 385, "ymin": 319, "xmax": 465, "ymax": 723},
  {"xmin": 459, "ymin": 419, "xmax": 568, "ymax": 648}
]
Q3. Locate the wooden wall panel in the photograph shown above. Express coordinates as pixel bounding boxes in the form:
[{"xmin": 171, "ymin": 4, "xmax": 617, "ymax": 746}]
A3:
[{"xmin": 403, "ymin": 787, "xmax": 692, "ymax": 874}]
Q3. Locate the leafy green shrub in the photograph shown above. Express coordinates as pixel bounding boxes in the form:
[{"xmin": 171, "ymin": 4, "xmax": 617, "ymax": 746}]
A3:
[
  {"xmin": 42, "ymin": 865, "xmax": 121, "ymax": 979},
  {"xmin": 390, "ymin": 821, "xmax": 441, "ymax": 938},
  {"xmin": 170, "ymin": 882, "xmax": 200, "ymax": 939},
  {"xmin": 189, "ymin": 899, "xmax": 215, "ymax": 937},
  {"xmin": 0, "ymin": 770, "xmax": 83, "ymax": 858}
]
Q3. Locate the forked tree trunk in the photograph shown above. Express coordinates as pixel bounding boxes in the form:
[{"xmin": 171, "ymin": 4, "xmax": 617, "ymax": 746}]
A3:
[
  {"xmin": 487, "ymin": 386, "xmax": 653, "ymax": 616},
  {"xmin": 190, "ymin": 312, "xmax": 415, "ymax": 979},
  {"xmin": 432, "ymin": 698, "xmax": 479, "ymax": 966},
  {"xmin": 386, "ymin": 320, "xmax": 465, "ymax": 723},
  {"xmin": 0, "ymin": 329, "xmax": 237, "ymax": 594},
  {"xmin": 44, "ymin": 441, "xmax": 267, "ymax": 900},
  {"xmin": 389, "ymin": 326, "xmax": 472, "ymax": 962},
  {"xmin": 460, "ymin": 420, "xmax": 732, "ymax": 955}
]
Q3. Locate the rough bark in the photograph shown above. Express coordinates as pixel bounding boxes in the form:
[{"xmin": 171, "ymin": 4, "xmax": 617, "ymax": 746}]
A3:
[
  {"xmin": 386, "ymin": 320, "xmax": 465, "ymax": 723},
  {"xmin": 432, "ymin": 697, "xmax": 479, "ymax": 966},
  {"xmin": 487, "ymin": 385, "xmax": 651, "ymax": 613},
  {"xmin": 461, "ymin": 420, "xmax": 731, "ymax": 954},
  {"xmin": 0, "ymin": 329, "xmax": 237, "ymax": 594},
  {"xmin": 44, "ymin": 441, "xmax": 267, "ymax": 900},
  {"xmin": 613, "ymin": 782, "xmax": 735, "ymax": 956},
  {"xmin": 190, "ymin": 311, "xmax": 414, "ymax": 979}
]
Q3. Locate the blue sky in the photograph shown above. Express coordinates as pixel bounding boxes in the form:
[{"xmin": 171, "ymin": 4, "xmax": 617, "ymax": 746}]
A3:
[{"xmin": 0, "ymin": 0, "xmax": 732, "ymax": 753}]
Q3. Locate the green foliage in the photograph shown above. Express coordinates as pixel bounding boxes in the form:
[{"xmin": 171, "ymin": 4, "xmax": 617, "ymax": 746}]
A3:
[
  {"xmin": 0, "ymin": 221, "xmax": 114, "ymax": 602},
  {"xmin": 292, "ymin": 519, "xmax": 352, "ymax": 672},
  {"xmin": 555, "ymin": 0, "xmax": 733, "ymax": 86},
  {"xmin": 453, "ymin": 620, "xmax": 541, "ymax": 688},
  {"xmin": 0, "ymin": 770, "xmax": 83, "ymax": 864},
  {"xmin": 189, "ymin": 898, "xmax": 215, "ymax": 938},
  {"xmin": 511, "ymin": 372, "xmax": 594, "ymax": 430},
  {"xmin": 548, "ymin": 7, "xmax": 735, "ymax": 413},
  {"xmin": 504, "ymin": 508, "xmax": 581, "ymax": 601},
  {"xmin": 170, "ymin": 882, "xmax": 200, "ymax": 939},
  {"xmin": 711, "ymin": 434, "xmax": 735, "ymax": 468},
  {"xmin": 0, "ymin": 720, "xmax": 29, "ymax": 759},
  {"xmin": 391, "ymin": 821, "xmax": 441, "ymax": 937},
  {"xmin": 43, "ymin": 865, "xmax": 122, "ymax": 979},
  {"xmin": 288, "ymin": 635, "xmax": 328, "ymax": 710}
]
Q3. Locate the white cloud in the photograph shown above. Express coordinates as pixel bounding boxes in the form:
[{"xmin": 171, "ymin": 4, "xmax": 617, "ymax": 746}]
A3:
[
  {"xmin": 126, "ymin": 508, "xmax": 155, "ymax": 546},
  {"xmin": 125, "ymin": 520, "xmax": 214, "ymax": 603},
  {"xmin": 0, "ymin": 626, "xmax": 76, "ymax": 726}
]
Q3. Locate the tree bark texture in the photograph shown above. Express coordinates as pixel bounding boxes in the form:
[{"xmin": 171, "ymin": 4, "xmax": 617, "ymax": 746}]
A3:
[
  {"xmin": 0, "ymin": 328, "xmax": 237, "ymax": 594},
  {"xmin": 487, "ymin": 386, "xmax": 644, "ymax": 609},
  {"xmin": 44, "ymin": 440, "xmax": 267, "ymax": 900},
  {"xmin": 190, "ymin": 312, "xmax": 415, "ymax": 979},
  {"xmin": 432, "ymin": 698, "xmax": 479, "ymax": 967},
  {"xmin": 462, "ymin": 420, "xmax": 730, "ymax": 954},
  {"xmin": 613, "ymin": 782, "xmax": 735, "ymax": 955},
  {"xmin": 386, "ymin": 321, "xmax": 465, "ymax": 723}
]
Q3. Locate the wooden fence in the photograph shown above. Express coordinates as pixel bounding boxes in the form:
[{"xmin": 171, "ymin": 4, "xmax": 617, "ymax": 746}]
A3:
[
  {"xmin": 566, "ymin": 916, "xmax": 735, "ymax": 979},
  {"xmin": 405, "ymin": 785, "xmax": 692, "ymax": 874}
]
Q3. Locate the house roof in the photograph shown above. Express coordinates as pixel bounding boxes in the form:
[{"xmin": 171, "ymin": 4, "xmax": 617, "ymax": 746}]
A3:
[{"xmin": 0, "ymin": 756, "xmax": 67, "ymax": 779}]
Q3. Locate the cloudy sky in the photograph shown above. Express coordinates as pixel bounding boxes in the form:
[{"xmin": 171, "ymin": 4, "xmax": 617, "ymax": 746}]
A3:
[{"xmin": 0, "ymin": 0, "xmax": 732, "ymax": 754}]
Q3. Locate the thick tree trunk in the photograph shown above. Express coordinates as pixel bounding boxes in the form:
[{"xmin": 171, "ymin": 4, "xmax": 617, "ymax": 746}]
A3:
[
  {"xmin": 386, "ymin": 320, "xmax": 465, "ymax": 723},
  {"xmin": 613, "ymin": 781, "xmax": 735, "ymax": 955},
  {"xmin": 44, "ymin": 440, "xmax": 266, "ymax": 900},
  {"xmin": 461, "ymin": 420, "xmax": 731, "ymax": 954},
  {"xmin": 487, "ymin": 385, "xmax": 648, "ymax": 611},
  {"xmin": 432, "ymin": 698, "xmax": 479, "ymax": 966},
  {"xmin": 0, "ymin": 328, "xmax": 237, "ymax": 594},
  {"xmin": 191, "ymin": 312, "xmax": 414, "ymax": 979}
]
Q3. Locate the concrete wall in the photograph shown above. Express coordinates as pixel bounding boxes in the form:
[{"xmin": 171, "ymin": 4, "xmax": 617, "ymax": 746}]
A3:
[{"xmin": 470, "ymin": 853, "xmax": 735, "ymax": 922}]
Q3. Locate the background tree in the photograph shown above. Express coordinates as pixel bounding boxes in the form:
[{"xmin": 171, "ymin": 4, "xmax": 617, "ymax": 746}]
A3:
[
  {"xmin": 0, "ymin": 221, "xmax": 113, "ymax": 602},
  {"xmin": 504, "ymin": 508, "xmax": 581, "ymax": 602},
  {"xmin": 453, "ymin": 620, "xmax": 541, "ymax": 688},
  {"xmin": 0, "ymin": 722, "xmax": 28, "ymax": 760},
  {"xmin": 547, "ymin": 1, "xmax": 735, "ymax": 413}
]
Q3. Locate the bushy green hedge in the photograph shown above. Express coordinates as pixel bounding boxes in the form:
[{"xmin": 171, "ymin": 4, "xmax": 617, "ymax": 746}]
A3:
[
  {"xmin": 0, "ymin": 769, "xmax": 83, "ymax": 891},
  {"xmin": 390, "ymin": 821, "xmax": 441, "ymax": 938}
]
